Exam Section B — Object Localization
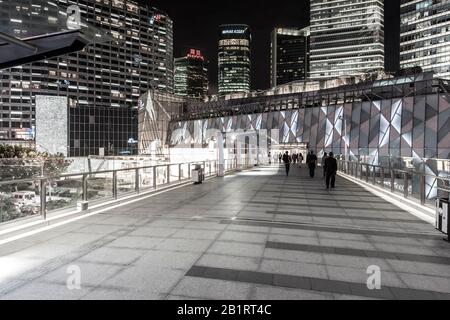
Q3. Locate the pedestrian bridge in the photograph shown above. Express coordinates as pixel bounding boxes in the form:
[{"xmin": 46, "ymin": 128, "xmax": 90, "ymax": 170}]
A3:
[{"xmin": 0, "ymin": 165, "xmax": 449, "ymax": 300}]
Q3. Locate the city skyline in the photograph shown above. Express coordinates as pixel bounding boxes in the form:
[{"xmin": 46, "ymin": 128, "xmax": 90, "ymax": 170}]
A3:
[{"xmin": 146, "ymin": 0, "xmax": 401, "ymax": 91}]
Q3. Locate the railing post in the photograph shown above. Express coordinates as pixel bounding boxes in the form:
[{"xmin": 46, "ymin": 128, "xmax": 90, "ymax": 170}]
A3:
[
  {"xmin": 153, "ymin": 166, "xmax": 157, "ymax": 189},
  {"xmin": 39, "ymin": 178, "xmax": 47, "ymax": 220},
  {"xmin": 188, "ymin": 163, "xmax": 191, "ymax": 179},
  {"xmin": 420, "ymin": 174, "xmax": 426, "ymax": 205},
  {"xmin": 403, "ymin": 172, "xmax": 409, "ymax": 198},
  {"xmin": 360, "ymin": 164, "xmax": 364, "ymax": 180},
  {"xmin": 112, "ymin": 171, "xmax": 118, "ymax": 200},
  {"xmin": 179, "ymin": 163, "xmax": 182, "ymax": 181},
  {"xmin": 167, "ymin": 164, "xmax": 170, "ymax": 184},
  {"xmin": 135, "ymin": 168, "xmax": 140, "ymax": 193},
  {"xmin": 380, "ymin": 167, "xmax": 384, "ymax": 187},
  {"xmin": 390, "ymin": 169, "xmax": 395, "ymax": 193},
  {"xmin": 82, "ymin": 174, "xmax": 88, "ymax": 202},
  {"xmin": 372, "ymin": 166, "xmax": 376, "ymax": 185},
  {"xmin": 365, "ymin": 164, "xmax": 369, "ymax": 182},
  {"xmin": 209, "ymin": 161, "xmax": 212, "ymax": 176}
]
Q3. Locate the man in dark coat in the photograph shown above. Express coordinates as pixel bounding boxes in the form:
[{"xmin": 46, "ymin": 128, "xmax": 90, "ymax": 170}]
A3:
[
  {"xmin": 324, "ymin": 152, "xmax": 338, "ymax": 189},
  {"xmin": 306, "ymin": 151, "xmax": 318, "ymax": 178},
  {"xmin": 282, "ymin": 151, "xmax": 292, "ymax": 176}
]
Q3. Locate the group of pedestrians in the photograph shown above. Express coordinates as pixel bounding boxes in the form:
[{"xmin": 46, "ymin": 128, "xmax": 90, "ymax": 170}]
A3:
[
  {"xmin": 278, "ymin": 152, "xmax": 304, "ymax": 165},
  {"xmin": 281, "ymin": 150, "xmax": 338, "ymax": 189}
]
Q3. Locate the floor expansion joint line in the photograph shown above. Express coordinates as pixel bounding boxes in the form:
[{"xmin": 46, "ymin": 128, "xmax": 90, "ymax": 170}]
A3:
[
  {"xmin": 265, "ymin": 211, "xmax": 427, "ymax": 224},
  {"xmin": 220, "ymin": 219, "xmax": 443, "ymax": 240},
  {"xmin": 265, "ymin": 241, "xmax": 450, "ymax": 265},
  {"xmin": 185, "ymin": 265, "xmax": 450, "ymax": 300}
]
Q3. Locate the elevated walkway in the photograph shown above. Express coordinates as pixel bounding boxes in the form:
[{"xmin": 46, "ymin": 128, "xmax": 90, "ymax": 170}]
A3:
[{"xmin": 0, "ymin": 165, "xmax": 449, "ymax": 300}]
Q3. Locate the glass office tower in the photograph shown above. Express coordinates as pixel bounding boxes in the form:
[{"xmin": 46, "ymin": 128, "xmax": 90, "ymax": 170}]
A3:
[
  {"xmin": 174, "ymin": 49, "xmax": 208, "ymax": 99},
  {"xmin": 218, "ymin": 24, "xmax": 251, "ymax": 96},
  {"xmin": 400, "ymin": 0, "xmax": 450, "ymax": 79},
  {"xmin": 309, "ymin": 0, "xmax": 385, "ymax": 80},
  {"xmin": 270, "ymin": 27, "xmax": 310, "ymax": 87},
  {"xmin": 0, "ymin": 0, "xmax": 173, "ymax": 143}
]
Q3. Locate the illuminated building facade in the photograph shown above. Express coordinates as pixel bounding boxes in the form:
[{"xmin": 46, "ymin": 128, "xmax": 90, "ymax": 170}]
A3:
[
  {"xmin": 271, "ymin": 27, "xmax": 310, "ymax": 87},
  {"xmin": 0, "ymin": 0, "xmax": 173, "ymax": 145},
  {"xmin": 400, "ymin": 0, "xmax": 450, "ymax": 79},
  {"xmin": 174, "ymin": 49, "xmax": 208, "ymax": 99},
  {"xmin": 218, "ymin": 24, "xmax": 251, "ymax": 96},
  {"xmin": 309, "ymin": 0, "xmax": 385, "ymax": 80}
]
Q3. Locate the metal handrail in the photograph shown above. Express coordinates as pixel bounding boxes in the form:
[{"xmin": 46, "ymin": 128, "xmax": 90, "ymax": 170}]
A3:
[
  {"xmin": 0, "ymin": 158, "xmax": 249, "ymax": 223},
  {"xmin": 338, "ymin": 160, "xmax": 450, "ymax": 183},
  {"xmin": 337, "ymin": 159, "xmax": 450, "ymax": 206},
  {"xmin": 0, "ymin": 159, "xmax": 231, "ymax": 186}
]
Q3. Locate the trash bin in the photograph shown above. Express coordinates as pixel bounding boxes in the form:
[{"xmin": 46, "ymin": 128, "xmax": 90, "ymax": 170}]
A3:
[
  {"xmin": 191, "ymin": 164, "xmax": 204, "ymax": 184},
  {"xmin": 435, "ymin": 198, "xmax": 449, "ymax": 241}
]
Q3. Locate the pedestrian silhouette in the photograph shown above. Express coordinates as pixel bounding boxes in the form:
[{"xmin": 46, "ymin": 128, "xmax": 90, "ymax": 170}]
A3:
[
  {"xmin": 282, "ymin": 151, "xmax": 292, "ymax": 176},
  {"xmin": 324, "ymin": 152, "xmax": 338, "ymax": 189},
  {"xmin": 321, "ymin": 152, "xmax": 329, "ymax": 178},
  {"xmin": 306, "ymin": 151, "xmax": 317, "ymax": 178}
]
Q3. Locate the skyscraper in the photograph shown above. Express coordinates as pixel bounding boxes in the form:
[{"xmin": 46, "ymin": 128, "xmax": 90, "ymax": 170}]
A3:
[
  {"xmin": 218, "ymin": 24, "xmax": 251, "ymax": 96},
  {"xmin": 271, "ymin": 27, "xmax": 310, "ymax": 87},
  {"xmin": 0, "ymin": 0, "xmax": 174, "ymax": 142},
  {"xmin": 400, "ymin": 0, "xmax": 450, "ymax": 79},
  {"xmin": 174, "ymin": 49, "xmax": 208, "ymax": 99},
  {"xmin": 309, "ymin": 0, "xmax": 385, "ymax": 80}
]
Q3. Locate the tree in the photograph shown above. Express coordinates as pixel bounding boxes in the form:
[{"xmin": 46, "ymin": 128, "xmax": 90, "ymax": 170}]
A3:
[
  {"xmin": 0, "ymin": 144, "xmax": 73, "ymax": 192},
  {"xmin": 0, "ymin": 194, "xmax": 19, "ymax": 223}
]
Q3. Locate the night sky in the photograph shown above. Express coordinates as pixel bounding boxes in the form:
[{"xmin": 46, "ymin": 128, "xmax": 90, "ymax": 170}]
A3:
[{"xmin": 141, "ymin": 0, "xmax": 401, "ymax": 93}]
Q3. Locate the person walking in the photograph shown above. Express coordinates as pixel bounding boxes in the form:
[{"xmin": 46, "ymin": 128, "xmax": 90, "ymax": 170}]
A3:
[
  {"xmin": 321, "ymin": 152, "xmax": 329, "ymax": 178},
  {"xmin": 299, "ymin": 153, "xmax": 304, "ymax": 168},
  {"xmin": 278, "ymin": 153, "xmax": 282, "ymax": 163},
  {"xmin": 282, "ymin": 151, "xmax": 292, "ymax": 176},
  {"xmin": 324, "ymin": 152, "xmax": 338, "ymax": 189},
  {"xmin": 306, "ymin": 151, "xmax": 318, "ymax": 178}
]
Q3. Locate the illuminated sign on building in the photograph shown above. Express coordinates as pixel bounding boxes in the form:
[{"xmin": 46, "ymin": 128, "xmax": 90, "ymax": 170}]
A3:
[
  {"xmin": 187, "ymin": 49, "xmax": 204, "ymax": 61},
  {"xmin": 149, "ymin": 13, "xmax": 161, "ymax": 25},
  {"xmin": 222, "ymin": 29, "xmax": 246, "ymax": 35}
]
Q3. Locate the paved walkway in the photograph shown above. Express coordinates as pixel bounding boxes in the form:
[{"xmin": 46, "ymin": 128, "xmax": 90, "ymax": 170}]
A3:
[{"xmin": 0, "ymin": 165, "xmax": 449, "ymax": 300}]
